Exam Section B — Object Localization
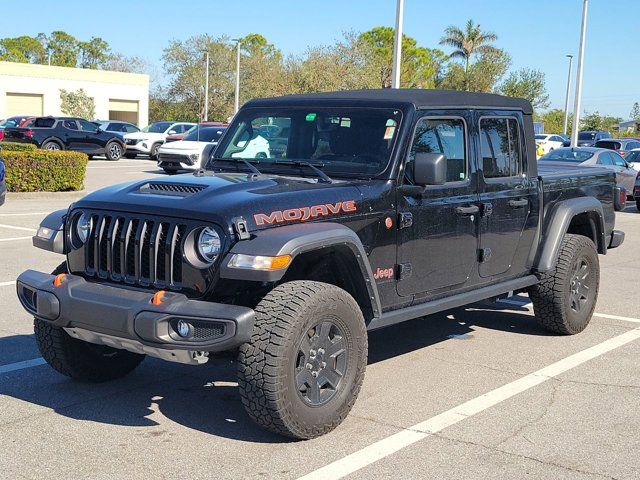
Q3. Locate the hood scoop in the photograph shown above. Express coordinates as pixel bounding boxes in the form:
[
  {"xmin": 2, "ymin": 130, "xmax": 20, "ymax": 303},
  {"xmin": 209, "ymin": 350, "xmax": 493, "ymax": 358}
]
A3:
[{"xmin": 137, "ymin": 182, "xmax": 207, "ymax": 197}]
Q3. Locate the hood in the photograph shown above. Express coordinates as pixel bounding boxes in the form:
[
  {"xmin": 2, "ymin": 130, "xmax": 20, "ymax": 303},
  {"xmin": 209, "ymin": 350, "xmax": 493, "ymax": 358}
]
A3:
[
  {"xmin": 73, "ymin": 173, "xmax": 366, "ymax": 234},
  {"xmin": 124, "ymin": 132, "xmax": 164, "ymax": 141},
  {"xmin": 158, "ymin": 140, "xmax": 210, "ymax": 153}
]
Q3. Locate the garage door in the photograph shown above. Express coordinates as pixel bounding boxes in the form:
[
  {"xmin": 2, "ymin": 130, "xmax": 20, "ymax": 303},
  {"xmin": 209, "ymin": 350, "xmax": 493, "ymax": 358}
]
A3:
[
  {"xmin": 6, "ymin": 93, "xmax": 44, "ymax": 116},
  {"xmin": 108, "ymin": 99, "xmax": 138, "ymax": 125}
]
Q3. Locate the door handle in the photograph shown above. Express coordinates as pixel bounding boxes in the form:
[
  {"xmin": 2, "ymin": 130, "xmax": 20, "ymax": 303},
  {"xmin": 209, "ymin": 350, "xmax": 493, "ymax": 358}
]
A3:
[
  {"xmin": 456, "ymin": 205, "xmax": 480, "ymax": 216},
  {"xmin": 508, "ymin": 198, "xmax": 529, "ymax": 208}
]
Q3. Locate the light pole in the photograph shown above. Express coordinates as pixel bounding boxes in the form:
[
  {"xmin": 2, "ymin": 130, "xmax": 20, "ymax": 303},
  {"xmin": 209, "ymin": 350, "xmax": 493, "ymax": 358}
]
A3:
[
  {"xmin": 570, "ymin": 0, "xmax": 588, "ymax": 147},
  {"xmin": 391, "ymin": 0, "xmax": 404, "ymax": 88},
  {"xmin": 563, "ymin": 54, "xmax": 573, "ymax": 136},
  {"xmin": 232, "ymin": 38, "xmax": 242, "ymax": 114},
  {"xmin": 203, "ymin": 51, "xmax": 209, "ymax": 122}
]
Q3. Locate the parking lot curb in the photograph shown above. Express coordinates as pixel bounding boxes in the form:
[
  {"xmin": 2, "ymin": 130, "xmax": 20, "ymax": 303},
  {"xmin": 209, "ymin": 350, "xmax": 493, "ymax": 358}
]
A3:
[{"xmin": 5, "ymin": 190, "xmax": 87, "ymax": 201}]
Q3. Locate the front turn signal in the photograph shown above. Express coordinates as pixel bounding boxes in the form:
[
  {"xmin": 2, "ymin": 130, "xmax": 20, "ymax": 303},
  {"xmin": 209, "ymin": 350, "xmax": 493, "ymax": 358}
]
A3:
[
  {"xmin": 228, "ymin": 254, "xmax": 292, "ymax": 271},
  {"xmin": 152, "ymin": 290, "xmax": 167, "ymax": 305},
  {"xmin": 53, "ymin": 273, "xmax": 67, "ymax": 287}
]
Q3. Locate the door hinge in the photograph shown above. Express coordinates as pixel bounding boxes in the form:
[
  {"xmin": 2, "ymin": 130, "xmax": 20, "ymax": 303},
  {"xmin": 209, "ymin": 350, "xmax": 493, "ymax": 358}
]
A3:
[
  {"xmin": 481, "ymin": 203, "xmax": 493, "ymax": 217},
  {"xmin": 397, "ymin": 263, "xmax": 412, "ymax": 280},
  {"xmin": 478, "ymin": 248, "xmax": 492, "ymax": 263},
  {"xmin": 398, "ymin": 212, "xmax": 413, "ymax": 229}
]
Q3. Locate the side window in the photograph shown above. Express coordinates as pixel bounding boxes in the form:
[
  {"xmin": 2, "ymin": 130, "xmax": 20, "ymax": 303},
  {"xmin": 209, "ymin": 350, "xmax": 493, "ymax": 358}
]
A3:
[
  {"xmin": 63, "ymin": 120, "xmax": 78, "ymax": 130},
  {"xmin": 611, "ymin": 153, "xmax": 626, "ymax": 167},
  {"xmin": 480, "ymin": 117, "xmax": 522, "ymax": 178},
  {"xmin": 407, "ymin": 117, "xmax": 467, "ymax": 183},
  {"xmin": 124, "ymin": 125, "xmax": 138, "ymax": 133},
  {"xmin": 598, "ymin": 153, "xmax": 613, "ymax": 165},
  {"xmin": 78, "ymin": 120, "xmax": 98, "ymax": 133}
]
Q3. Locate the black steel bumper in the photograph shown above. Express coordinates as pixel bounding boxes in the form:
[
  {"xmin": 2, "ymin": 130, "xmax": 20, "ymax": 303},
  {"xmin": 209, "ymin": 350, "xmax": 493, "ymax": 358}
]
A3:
[
  {"xmin": 609, "ymin": 230, "xmax": 625, "ymax": 249},
  {"xmin": 16, "ymin": 270, "xmax": 255, "ymax": 353}
]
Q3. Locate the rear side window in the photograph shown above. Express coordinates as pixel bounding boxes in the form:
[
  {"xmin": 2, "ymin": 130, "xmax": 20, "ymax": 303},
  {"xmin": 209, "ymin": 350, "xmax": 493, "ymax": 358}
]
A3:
[
  {"xmin": 480, "ymin": 117, "xmax": 522, "ymax": 178},
  {"xmin": 408, "ymin": 117, "xmax": 467, "ymax": 183},
  {"xmin": 34, "ymin": 117, "xmax": 56, "ymax": 128}
]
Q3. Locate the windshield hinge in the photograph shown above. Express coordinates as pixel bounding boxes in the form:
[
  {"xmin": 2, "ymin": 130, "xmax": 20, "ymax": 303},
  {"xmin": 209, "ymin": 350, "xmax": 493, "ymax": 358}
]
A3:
[{"xmin": 233, "ymin": 217, "xmax": 251, "ymax": 240}]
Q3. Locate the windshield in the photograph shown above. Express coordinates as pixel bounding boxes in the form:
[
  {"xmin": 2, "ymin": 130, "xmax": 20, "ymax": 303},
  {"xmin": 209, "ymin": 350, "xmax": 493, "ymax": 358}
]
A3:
[
  {"xmin": 184, "ymin": 126, "xmax": 226, "ymax": 142},
  {"xmin": 209, "ymin": 107, "xmax": 402, "ymax": 176},
  {"xmin": 595, "ymin": 141, "xmax": 621, "ymax": 150},
  {"xmin": 142, "ymin": 122, "xmax": 172, "ymax": 133},
  {"xmin": 626, "ymin": 151, "xmax": 640, "ymax": 163},
  {"xmin": 539, "ymin": 149, "xmax": 594, "ymax": 163},
  {"xmin": 578, "ymin": 132, "xmax": 596, "ymax": 140}
]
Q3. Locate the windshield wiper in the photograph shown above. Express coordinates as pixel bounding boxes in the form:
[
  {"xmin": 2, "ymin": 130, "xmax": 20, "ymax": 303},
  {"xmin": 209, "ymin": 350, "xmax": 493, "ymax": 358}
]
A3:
[
  {"xmin": 209, "ymin": 157, "xmax": 263, "ymax": 177},
  {"xmin": 273, "ymin": 160, "xmax": 333, "ymax": 184}
]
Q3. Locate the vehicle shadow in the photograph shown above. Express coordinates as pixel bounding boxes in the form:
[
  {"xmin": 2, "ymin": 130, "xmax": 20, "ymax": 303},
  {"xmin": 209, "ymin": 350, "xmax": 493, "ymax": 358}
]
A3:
[{"xmin": 0, "ymin": 300, "xmax": 548, "ymax": 443}]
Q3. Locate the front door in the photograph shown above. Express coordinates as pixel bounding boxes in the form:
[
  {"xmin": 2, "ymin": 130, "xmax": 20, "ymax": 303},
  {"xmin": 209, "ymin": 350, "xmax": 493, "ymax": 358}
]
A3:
[
  {"xmin": 476, "ymin": 112, "xmax": 537, "ymax": 278},
  {"xmin": 77, "ymin": 119, "xmax": 104, "ymax": 153},
  {"xmin": 397, "ymin": 111, "xmax": 480, "ymax": 297}
]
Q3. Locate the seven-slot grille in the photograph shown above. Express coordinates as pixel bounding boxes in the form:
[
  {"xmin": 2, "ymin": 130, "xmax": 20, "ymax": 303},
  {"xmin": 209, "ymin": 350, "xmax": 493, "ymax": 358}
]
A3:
[{"xmin": 84, "ymin": 213, "xmax": 185, "ymax": 289}]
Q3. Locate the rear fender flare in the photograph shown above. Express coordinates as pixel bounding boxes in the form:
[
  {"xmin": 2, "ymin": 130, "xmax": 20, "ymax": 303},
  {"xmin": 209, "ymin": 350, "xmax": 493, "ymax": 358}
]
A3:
[
  {"xmin": 219, "ymin": 222, "xmax": 382, "ymax": 318},
  {"xmin": 535, "ymin": 197, "xmax": 606, "ymax": 272}
]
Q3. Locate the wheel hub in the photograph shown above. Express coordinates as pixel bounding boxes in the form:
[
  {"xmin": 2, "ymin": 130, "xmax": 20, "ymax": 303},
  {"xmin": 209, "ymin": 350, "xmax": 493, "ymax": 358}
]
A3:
[
  {"xmin": 295, "ymin": 321, "xmax": 347, "ymax": 406},
  {"xmin": 569, "ymin": 258, "xmax": 591, "ymax": 313}
]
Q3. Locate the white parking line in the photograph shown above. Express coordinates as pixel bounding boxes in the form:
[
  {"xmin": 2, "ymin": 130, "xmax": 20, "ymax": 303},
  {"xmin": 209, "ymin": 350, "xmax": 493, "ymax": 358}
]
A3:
[
  {"xmin": 0, "ymin": 212, "xmax": 50, "ymax": 217},
  {"xmin": 0, "ymin": 236, "xmax": 32, "ymax": 242},
  {"xmin": 0, "ymin": 358, "xmax": 47, "ymax": 375},
  {"xmin": 593, "ymin": 312, "xmax": 640, "ymax": 324},
  {"xmin": 298, "ymin": 326, "xmax": 640, "ymax": 480},
  {"xmin": 86, "ymin": 165, "xmax": 149, "ymax": 170},
  {"xmin": 0, "ymin": 223, "xmax": 37, "ymax": 233},
  {"xmin": 0, "ymin": 281, "xmax": 15, "ymax": 287}
]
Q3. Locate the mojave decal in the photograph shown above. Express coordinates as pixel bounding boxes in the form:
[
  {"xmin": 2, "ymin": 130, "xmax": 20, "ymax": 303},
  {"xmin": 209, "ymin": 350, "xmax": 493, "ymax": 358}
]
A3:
[{"xmin": 254, "ymin": 200, "xmax": 357, "ymax": 226}]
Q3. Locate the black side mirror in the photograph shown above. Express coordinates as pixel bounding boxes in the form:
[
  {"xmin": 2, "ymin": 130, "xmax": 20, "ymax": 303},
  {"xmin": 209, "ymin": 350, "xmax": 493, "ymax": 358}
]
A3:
[{"xmin": 413, "ymin": 152, "xmax": 447, "ymax": 185}]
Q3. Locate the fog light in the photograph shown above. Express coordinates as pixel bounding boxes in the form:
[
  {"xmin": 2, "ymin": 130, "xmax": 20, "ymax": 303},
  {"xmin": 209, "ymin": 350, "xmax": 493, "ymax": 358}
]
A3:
[{"xmin": 176, "ymin": 320, "xmax": 192, "ymax": 338}]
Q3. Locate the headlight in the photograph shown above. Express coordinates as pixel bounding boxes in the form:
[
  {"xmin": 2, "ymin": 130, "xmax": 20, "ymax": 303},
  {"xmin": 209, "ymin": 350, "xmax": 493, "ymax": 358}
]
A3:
[
  {"xmin": 75, "ymin": 213, "xmax": 92, "ymax": 245},
  {"xmin": 197, "ymin": 227, "xmax": 221, "ymax": 263},
  {"xmin": 189, "ymin": 153, "xmax": 200, "ymax": 161}
]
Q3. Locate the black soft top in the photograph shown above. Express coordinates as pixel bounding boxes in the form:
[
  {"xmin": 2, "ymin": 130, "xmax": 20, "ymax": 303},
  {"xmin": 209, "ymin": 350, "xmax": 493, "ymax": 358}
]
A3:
[{"xmin": 246, "ymin": 89, "xmax": 533, "ymax": 115}]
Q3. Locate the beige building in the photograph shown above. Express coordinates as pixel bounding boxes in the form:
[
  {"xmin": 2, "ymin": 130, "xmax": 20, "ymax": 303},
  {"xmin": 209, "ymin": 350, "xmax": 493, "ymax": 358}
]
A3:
[{"xmin": 0, "ymin": 61, "xmax": 149, "ymax": 127}]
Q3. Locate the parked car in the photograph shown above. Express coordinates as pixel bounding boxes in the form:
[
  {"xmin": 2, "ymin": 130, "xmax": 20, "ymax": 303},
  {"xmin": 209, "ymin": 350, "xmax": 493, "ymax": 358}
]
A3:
[
  {"xmin": 92, "ymin": 120, "xmax": 140, "ymax": 135},
  {"xmin": 593, "ymin": 138, "xmax": 640, "ymax": 158},
  {"xmin": 123, "ymin": 121, "xmax": 196, "ymax": 159},
  {"xmin": 2, "ymin": 116, "xmax": 126, "ymax": 160},
  {"xmin": 562, "ymin": 130, "xmax": 611, "ymax": 147},
  {"xmin": 539, "ymin": 147, "xmax": 637, "ymax": 208},
  {"xmin": 633, "ymin": 170, "xmax": 640, "ymax": 211},
  {"xmin": 0, "ymin": 115, "xmax": 32, "ymax": 141},
  {"xmin": 157, "ymin": 125, "xmax": 227, "ymax": 173},
  {"xmin": 19, "ymin": 90, "xmax": 624, "ymax": 439},
  {"xmin": 535, "ymin": 134, "xmax": 565, "ymax": 154},
  {"xmin": 625, "ymin": 149, "xmax": 640, "ymax": 170},
  {"xmin": 0, "ymin": 157, "xmax": 5, "ymax": 206},
  {"xmin": 164, "ymin": 122, "xmax": 229, "ymax": 143}
]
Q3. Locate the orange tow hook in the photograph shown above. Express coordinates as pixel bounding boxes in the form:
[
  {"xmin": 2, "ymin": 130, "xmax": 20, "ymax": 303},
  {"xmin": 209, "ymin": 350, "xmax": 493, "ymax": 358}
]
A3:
[
  {"xmin": 152, "ymin": 290, "xmax": 167, "ymax": 305},
  {"xmin": 53, "ymin": 274, "xmax": 67, "ymax": 287}
]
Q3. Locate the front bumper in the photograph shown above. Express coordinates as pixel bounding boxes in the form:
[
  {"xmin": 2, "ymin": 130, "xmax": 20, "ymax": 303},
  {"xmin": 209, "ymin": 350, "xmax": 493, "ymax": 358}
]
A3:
[
  {"xmin": 16, "ymin": 270, "xmax": 255, "ymax": 364},
  {"xmin": 125, "ymin": 141, "xmax": 152, "ymax": 154}
]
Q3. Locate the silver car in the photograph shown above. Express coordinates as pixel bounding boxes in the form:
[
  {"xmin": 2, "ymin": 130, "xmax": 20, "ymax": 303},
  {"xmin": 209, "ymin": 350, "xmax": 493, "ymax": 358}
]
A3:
[{"xmin": 539, "ymin": 147, "xmax": 638, "ymax": 196}]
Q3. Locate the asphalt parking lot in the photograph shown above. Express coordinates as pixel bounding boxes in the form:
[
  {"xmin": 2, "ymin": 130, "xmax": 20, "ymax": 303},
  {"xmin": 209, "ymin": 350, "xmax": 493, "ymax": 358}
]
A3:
[{"xmin": 1, "ymin": 158, "xmax": 639, "ymax": 480}]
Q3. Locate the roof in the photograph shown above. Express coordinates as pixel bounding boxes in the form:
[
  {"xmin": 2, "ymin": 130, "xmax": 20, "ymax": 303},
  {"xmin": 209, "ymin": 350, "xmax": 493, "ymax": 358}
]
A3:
[{"xmin": 246, "ymin": 89, "xmax": 533, "ymax": 114}]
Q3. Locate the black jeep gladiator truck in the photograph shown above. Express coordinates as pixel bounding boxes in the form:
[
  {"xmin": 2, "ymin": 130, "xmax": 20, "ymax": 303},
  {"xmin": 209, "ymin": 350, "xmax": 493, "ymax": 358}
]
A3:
[
  {"xmin": 17, "ymin": 90, "xmax": 624, "ymax": 439},
  {"xmin": 3, "ymin": 116, "xmax": 125, "ymax": 160}
]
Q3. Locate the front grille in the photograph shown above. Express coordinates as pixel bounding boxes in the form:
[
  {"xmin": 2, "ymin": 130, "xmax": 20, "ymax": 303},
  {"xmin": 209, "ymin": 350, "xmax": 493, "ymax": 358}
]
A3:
[
  {"xmin": 84, "ymin": 213, "xmax": 186, "ymax": 289},
  {"xmin": 191, "ymin": 321, "xmax": 226, "ymax": 340},
  {"xmin": 125, "ymin": 139, "xmax": 139, "ymax": 145},
  {"xmin": 158, "ymin": 153, "xmax": 194, "ymax": 165}
]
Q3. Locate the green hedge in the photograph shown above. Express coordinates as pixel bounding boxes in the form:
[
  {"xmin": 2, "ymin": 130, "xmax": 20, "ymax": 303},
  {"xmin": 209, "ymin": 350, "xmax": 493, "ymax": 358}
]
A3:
[
  {"xmin": 0, "ymin": 141, "xmax": 37, "ymax": 152},
  {"xmin": 2, "ymin": 150, "xmax": 88, "ymax": 192}
]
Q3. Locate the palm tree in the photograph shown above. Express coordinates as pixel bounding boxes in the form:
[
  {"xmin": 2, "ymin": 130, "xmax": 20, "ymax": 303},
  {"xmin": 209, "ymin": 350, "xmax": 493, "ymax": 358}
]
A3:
[{"xmin": 439, "ymin": 19, "xmax": 499, "ymax": 90}]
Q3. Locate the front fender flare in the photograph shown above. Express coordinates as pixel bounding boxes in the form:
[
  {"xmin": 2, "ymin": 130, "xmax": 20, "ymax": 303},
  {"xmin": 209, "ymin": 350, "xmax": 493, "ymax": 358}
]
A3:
[
  {"xmin": 32, "ymin": 209, "xmax": 67, "ymax": 254},
  {"xmin": 219, "ymin": 222, "xmax": 382, "ymax": 318},
  {"xmin": 535, "ymin": 196, "xmax": 605, "ymax": 272}
]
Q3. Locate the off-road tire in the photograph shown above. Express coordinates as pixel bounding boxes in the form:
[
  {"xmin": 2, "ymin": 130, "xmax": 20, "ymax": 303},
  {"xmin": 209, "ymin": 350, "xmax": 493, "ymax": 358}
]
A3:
[
  {"xmin": 237, "ymin": 281, "xmax": 367, "ymax": 439},
  {"xmin": 34, "ymin": 263, "xmax": 145, "ymax": 382},
  {"xmin": 149, "ymin": 142, "xmax": 161, "ymax": 160},
  {"xmin": 529, "ymin": 234, "xmax": 599, "ymax": 335},
  {"xmin": 124, "ymin": 152, "xmax": 137, "ymax": 159}
]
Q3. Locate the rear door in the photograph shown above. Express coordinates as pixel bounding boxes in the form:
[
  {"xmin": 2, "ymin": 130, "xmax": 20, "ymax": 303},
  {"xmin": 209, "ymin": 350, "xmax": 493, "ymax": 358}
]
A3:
[
  {"xmin": 62, "ymin": 119, "xmax": 84, "ymax": 150},
  {"xmin": 610, "ymin": 152, "xmax": 636, "ymax": 193},
  {"xmin": 476, "ymin": 112, "xmax": 537, "ymax": 278},
  {"xmin": 396, "ymin": 110, "xmax": 480, "ymax": 297}
]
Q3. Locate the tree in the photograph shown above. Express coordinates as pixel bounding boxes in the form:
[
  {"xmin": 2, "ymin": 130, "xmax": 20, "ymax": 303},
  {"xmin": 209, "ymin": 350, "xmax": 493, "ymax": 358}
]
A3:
[
  {"xmin": 78, "ymin": 37, "xmax": 110, "ymax": 69},
  {"xmin": 60, "ymin": 88, "xmax": 95, "ymax": 119},
  {"xmin": 580, "ymin": 111, "xmax": 621, "ymax": 132},
  {"xmin": 0, "ymin": 36, "xmax": 45, "ymax": 63},
  {"xmin": 103, "ymin": 53, "xmax": 151, "ymax": 74},
  {"xmin": 439, "ymin": 19, "xmax": 500, "ymax": 90},
  {"xmin": 539, "ymin": 109, "xmax": 572, "ymax": 135},
  {"xmin": 499, "ymin": 68, "xmax": 550, "ymax": 111},
  {"xmin": 41, "ymin": 31, "xmax": 79, "ymax": 67},
  {"xmin": 358, "ymin": 26, "xmax": 441, "ymax": 88},
  {"xmin": 630, "ymin": 102, "xmax": 640, "ymax": 121},
  {"xmin": 439, "ymin": 48, "xmax": 510, "ymax": 93}
]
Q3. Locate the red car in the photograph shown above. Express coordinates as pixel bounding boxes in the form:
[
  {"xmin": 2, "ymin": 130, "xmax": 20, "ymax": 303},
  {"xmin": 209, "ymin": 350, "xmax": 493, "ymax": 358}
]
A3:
[{"xmin": 163, "ymin": 121, "xmax": 229, "ymax": 143}]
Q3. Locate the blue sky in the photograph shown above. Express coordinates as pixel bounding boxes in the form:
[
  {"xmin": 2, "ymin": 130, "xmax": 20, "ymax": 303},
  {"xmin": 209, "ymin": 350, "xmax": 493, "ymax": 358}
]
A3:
[{"xmin": 1, "ymin": 0, "xmax": 638, "ymax": 118}]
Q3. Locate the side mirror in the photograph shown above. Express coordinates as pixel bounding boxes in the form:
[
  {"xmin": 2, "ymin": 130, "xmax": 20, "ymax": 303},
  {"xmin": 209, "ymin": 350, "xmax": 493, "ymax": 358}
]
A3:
[
  {"xmin": 95, "ymin": 128, "xmax": 102, "ymax": 134},
  {"xmin": 413, "ymin": 152, "xmax": 447, "ymax": 185},
  {"xmin": 168, "ymin": 130, "xmax": 177, "ymax": 135}
]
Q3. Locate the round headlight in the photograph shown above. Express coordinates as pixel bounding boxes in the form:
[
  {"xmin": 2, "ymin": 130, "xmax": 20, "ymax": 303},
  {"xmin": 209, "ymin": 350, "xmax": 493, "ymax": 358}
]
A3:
[
  {"xmin": 197, "ymin": 227, "xmax": 221, "ymax": 263},
  {"xmin": 75, "ymin": 213, "xmax": 92, "ymax": 245}
]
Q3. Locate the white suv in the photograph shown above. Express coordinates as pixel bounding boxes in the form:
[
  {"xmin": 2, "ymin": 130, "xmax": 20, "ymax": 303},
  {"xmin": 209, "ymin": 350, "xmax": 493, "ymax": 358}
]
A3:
[{"xmin": 123, "ymin": 121, "xmax": 195, "ymax": 159}]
